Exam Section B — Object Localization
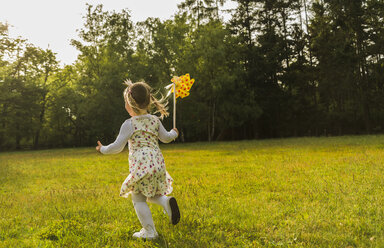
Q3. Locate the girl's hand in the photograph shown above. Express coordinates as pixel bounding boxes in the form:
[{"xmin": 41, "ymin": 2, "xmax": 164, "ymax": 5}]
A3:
[
  {"xmin": 96, "ymin": 141, "xmax": 103, "ymax": 153},
  {"xmin": 172, "ymin": 128, "xmax": 179, "ymax": 136}
]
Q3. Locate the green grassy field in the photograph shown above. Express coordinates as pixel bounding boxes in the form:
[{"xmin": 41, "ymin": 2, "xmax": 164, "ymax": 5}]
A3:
[{"xmin": 1, "ymin": 136, "xmax": 384, "ymax": 247}]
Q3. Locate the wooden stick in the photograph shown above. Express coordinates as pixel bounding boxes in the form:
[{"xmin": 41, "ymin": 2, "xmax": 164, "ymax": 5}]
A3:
[{"xmin": 173, "ymin": 83, "xmax": 176, "ymax": 128}]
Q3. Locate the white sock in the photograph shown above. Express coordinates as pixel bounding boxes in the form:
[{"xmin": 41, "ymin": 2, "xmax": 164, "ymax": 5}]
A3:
[
  {"xmin": 133, "ymin": 202, "xmax": 156, "ymax": 232},
  {"xmin": 147, "ymin": 195, "xmax": 171, "ymax": 218}
]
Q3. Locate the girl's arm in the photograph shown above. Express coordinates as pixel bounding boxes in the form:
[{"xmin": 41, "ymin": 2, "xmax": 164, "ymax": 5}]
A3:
[
  {"xmin": 158, "ymin": 121, "xmax": 178, "ymax": 143},
  {"xmin": 99, "ymin": 120, "xmax": 133, "ymax": 154}
]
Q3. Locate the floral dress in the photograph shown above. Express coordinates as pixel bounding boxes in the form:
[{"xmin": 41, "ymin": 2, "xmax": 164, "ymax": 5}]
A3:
[{"xmin": 120, "ymin": 115, "xmax": 173, "ymax": 198}]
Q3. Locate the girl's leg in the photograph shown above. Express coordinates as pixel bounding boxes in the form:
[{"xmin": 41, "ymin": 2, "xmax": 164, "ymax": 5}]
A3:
[
  {"xmin": 147, "ymin": 195, "xmax": 180, "ymax": 225},
  {"xmin": 147, "ymin": 195, "xmax": 170, "ymax": 214},
  {"xmin": 131, "ymin": 192, "xmax": 158, "ymax": 239}
]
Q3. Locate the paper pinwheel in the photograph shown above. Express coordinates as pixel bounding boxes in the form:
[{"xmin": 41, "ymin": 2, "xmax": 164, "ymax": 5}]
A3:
[
  {"xmin": 165, "ymin": 73, "xmax": 195, "ymax": 128},
  {"xmin": 165, "ymin": 73, "xmax": 195, "ymax": 99}
]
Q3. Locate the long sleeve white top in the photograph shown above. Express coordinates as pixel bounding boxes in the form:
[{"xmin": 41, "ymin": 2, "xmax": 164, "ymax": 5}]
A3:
[{"xmin": 100, "ymin": 114, "xmax": 177, "ymax": 154}]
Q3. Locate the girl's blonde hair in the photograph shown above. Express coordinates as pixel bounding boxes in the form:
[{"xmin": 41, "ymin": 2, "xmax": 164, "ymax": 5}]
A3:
[{"xmin": 123, "ymin": 80, "xmax": 169, "ymax": 119}]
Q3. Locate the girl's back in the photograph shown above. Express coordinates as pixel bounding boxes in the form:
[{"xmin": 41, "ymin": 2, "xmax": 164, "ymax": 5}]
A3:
[
  {"xmin": 123, "ymin": 114, "xmax": 172, "ymax": 199},
  {"xmin": 129, "ymin": 115, "xmax": 160, "ymax": 151}
]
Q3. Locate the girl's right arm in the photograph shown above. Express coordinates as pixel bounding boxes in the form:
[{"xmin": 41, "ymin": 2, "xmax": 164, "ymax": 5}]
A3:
[
  {"xmin": 158, "ymin": 122, "xmax": 178, "ymax": 143},
  {"xmin": 99, "ymin": 120, "xmax": 133, "ymax": 154}
]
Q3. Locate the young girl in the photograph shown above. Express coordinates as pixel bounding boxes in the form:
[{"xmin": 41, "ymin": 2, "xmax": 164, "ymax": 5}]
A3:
[{"xmin": 96, "ymin": 81, "xmax": 180, "ymax": 240}]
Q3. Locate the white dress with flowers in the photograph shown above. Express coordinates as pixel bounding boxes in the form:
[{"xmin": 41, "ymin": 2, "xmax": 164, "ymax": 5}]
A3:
[{"xmin": 100, "ymin": 114, "xmax": 177, "ymax": 198}]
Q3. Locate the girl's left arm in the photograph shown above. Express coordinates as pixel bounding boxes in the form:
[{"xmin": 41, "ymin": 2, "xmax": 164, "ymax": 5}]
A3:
[{"xmin": 99, "ymin": 120, "xmax": 133, "ymax": 154}]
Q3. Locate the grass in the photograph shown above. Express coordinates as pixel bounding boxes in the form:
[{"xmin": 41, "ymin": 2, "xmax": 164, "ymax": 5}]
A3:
[{"xmin": 1, "ymin": 135, "xmax": 384, "ymax": 247}]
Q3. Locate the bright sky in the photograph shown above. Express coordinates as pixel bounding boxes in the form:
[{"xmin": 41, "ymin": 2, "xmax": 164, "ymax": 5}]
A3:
[{"xmin": 1, "ymin": 0, "xmax": 235, "ymax": 66}]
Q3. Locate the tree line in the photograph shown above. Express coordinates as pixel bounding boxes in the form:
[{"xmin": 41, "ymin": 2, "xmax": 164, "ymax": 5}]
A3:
[{"xmin": 1, "ymin": 0, "xmax": 383, "ymax": 150}]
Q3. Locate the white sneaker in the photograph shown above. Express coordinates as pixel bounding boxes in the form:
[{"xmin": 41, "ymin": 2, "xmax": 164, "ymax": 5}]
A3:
[{"xmin": 132, "ymin": 227, "xmax": 158, "ymax": 240}]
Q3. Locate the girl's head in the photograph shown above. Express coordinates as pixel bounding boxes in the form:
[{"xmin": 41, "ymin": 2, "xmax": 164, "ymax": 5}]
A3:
[{"xmin": 123, "ymin": 80, "xmax": 169, "ymax": 119}]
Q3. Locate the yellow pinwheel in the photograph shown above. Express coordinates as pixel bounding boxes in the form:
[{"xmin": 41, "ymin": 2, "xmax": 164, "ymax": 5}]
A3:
[{"xmin": 165, "ymin": 73, "xmax": 196, "ymax": 127}]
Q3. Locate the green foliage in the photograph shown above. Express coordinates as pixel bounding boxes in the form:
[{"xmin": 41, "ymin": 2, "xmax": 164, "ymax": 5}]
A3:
[
  {"xmin": 0, "ymin": 28, "xmax": 58, "ymax": 149},
  {"xmin": 1, "ymin": 0, "xmax": 384, "ymax": 149}
]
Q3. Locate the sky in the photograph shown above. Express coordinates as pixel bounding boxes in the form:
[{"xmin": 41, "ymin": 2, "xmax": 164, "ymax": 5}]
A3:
[{"xmin": 0, "ymin": 0, "xmax": 195, "ymax": 65}]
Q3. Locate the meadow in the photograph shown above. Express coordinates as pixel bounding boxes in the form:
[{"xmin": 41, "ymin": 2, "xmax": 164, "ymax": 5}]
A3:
[{"xmin": 1, "ymin": 135, "xmax": 384, "ymax": 247}]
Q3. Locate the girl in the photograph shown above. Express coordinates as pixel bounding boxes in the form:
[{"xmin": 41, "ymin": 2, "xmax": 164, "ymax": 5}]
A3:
[{"xmin": 96, "ymin": 81, "xmax": 180, "ymax": 240}]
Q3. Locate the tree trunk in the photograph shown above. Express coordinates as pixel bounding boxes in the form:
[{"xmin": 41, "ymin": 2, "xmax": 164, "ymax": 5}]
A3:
[
  {"xmin": 210, "ymin": 101, "xmax": 215, "ymax": 141},
  {"xmin": 303, "ymin": 0, "xmax": 313, "ymax": 66},
  {"xmin": 197, "ymin": 0, "xmax": 201, "ymax": 28},
  {"xmin": 207, "ymin": 99, "xmax": 211, "ymax": 142},
  {"xmin": 33, "ymin": 66, "xmax": 51, "ymax": 149},
  {"xmin": 15, "ymin": 123, "xmax": 21, "ymax": 150},
  {"xmin": 33, "ymin": 90, "xmax": 48, "ymax": 149},
  {"xmin": 281, "ymin": 9, "xmax": 289, "ymax": 69}
]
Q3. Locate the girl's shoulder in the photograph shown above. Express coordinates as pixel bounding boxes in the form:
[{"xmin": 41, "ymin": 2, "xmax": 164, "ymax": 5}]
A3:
[
  {"xmin": 131, "ymin": 114, "xmax": 160, "ymax": 127},
  {"xmin": 119, "ymin": 118, "xmax": 133, "ymax": 130},
  {"xmin": 122, "ymin": 118, "xmax": 132, "ymax": 126},
  {"xmin": 148, "ymin": 114, "xmax": 161, "ymax": 126},
  {"xmin": 149, "ymin": 114, "xmax": 160, "ymax": 122},
  {"xmin": 131, "ymin": 114, "xmax": 159, "ymax": 121}
]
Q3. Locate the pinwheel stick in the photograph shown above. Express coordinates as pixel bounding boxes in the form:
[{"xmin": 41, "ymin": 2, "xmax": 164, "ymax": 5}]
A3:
[{"xmin": 173, "ymin": 83, "xmax": 176, "ymax": 128}]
